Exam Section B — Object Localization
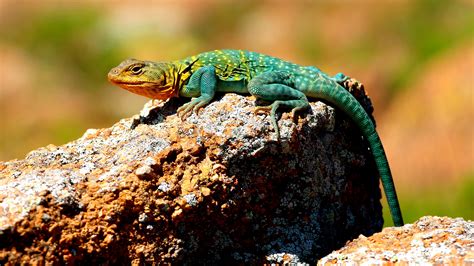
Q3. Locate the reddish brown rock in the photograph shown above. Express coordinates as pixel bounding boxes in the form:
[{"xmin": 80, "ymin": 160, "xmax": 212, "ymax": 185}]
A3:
[
  {"xmin": 0, "ymin": 94, "xmax": 383, "ymax": 264},
  {"xmin": 319, "ymin": 216, "xmax": 474, "ymax": 265}
]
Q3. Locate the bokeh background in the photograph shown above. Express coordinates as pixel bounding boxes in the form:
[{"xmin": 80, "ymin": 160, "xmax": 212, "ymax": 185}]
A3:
[{"xmin": 0, "ymin": 0, "xmax": 472, "ymax": 226}]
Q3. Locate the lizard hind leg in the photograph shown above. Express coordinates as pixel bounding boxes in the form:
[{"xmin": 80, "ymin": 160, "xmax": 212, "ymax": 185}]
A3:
[{"xmin": 248, "ymin": 71, "xmax": 310, "ymax": 140}]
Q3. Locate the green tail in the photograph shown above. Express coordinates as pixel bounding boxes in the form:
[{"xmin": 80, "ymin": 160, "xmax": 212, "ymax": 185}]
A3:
[
  {"xmin": 366, "ymin": 131, "xmax": 404, "ymax": 226},
  {"xmin": 312, "ymin": 84, "xmax": 404, "ymax": 226}
]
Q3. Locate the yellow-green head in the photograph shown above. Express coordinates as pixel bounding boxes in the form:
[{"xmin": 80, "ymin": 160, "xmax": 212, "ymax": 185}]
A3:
[{"xmin": 108, "ymin": 59, "xmax": 180, "ymax": 100}]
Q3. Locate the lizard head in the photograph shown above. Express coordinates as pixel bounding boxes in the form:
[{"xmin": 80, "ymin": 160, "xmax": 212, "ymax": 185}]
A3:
[{"xmin": 108, "ymin": 59, "xmax": 178, "ymax": 100}]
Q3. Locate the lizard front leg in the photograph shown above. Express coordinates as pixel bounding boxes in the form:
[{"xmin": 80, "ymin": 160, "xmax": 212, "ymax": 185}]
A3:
[
  {"xmin": 248, "ymin": 71, "xmax": 310, "ymax": 140},
  {"xmin": 177, "ymin": 66, "xmax": 217, "ymax": 119}
]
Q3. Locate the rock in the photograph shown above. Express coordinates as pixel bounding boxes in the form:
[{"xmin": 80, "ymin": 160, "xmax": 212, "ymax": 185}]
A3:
[
  {"xmin": 319, "ymin": 216, "xmax": 474, "ymax": 265},
  {"xmin": 0, "ymin": 94, "xmax": 383, "ymax": 264}
]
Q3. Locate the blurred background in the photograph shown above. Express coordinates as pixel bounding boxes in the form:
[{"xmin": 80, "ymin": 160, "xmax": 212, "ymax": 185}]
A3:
[{"xmin": 0, "ymin": 0, "xmax": 472, "ymax": 226}]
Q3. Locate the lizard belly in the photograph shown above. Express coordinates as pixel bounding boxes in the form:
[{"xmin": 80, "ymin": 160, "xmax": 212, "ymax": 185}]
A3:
[{"xmin": 216, "ymin": 79, "xmax": 249, "ymax": 94}]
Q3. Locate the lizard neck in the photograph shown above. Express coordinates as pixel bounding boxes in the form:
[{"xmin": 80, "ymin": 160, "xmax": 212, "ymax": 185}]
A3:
[{"xmin": 169, "ymin": 60, "xmax": 196, "ymax": 98}]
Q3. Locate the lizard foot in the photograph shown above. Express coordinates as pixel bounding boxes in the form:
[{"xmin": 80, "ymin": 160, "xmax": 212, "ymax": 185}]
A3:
[
  {"xmin": 176, "ymin": 102, "xmax": 194, "ymax": 120},
  {"xmin": 254, "ymin": 102, "xmax": 282, "ymax": 141},
  {"xmin": 177, "ymin": 97, "xmax": 211, "ymax": 120},
  {"xmin": 255, "ymin": 101, "xmax": 309, "ymax": 140}
]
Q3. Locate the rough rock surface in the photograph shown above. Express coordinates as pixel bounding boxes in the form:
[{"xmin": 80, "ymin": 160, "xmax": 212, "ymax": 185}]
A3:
[
  {"xmin": 0, "ymin": 94, "xmax": 383, "ymax": 264},
  {"xmin": 319, "ymin": 216, "xmax": 474, "ymax": 265}
]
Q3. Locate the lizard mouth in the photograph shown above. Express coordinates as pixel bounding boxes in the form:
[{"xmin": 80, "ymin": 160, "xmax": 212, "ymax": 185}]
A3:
[
  {"xmin": 122, "ymin": 84, "xmax": 176, "ymax": 100},
  {"xmin": 109, "ymin": 80, "xmax": 159, "ymax": 87},
  {"xmin": 107, "ymin": 72, "xmax": 176, "ymax": 99}
]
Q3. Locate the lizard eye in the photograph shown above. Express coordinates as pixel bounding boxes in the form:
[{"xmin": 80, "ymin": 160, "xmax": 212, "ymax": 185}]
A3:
[{"xmin": 130, "ymin": 65, "xmax": 143, "ymax": 75}]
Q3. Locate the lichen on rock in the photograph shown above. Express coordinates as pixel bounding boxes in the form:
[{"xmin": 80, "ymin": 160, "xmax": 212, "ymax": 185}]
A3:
[
  {"xmin": 0, "ymin": 94, "xmax": 383, "ymax": 264},
  {"xmin": 318, "ymin": 216, "xmax": 474, "ymax": 265}
]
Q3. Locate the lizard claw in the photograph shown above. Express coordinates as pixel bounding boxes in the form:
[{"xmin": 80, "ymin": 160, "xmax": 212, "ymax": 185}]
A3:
[
  {"xmin": 177, "ymin": 96, "xmax": 212, "ymax": 120},
  {"xmin": 177, "ymin": 103, "xmax": 193, "ymax": 120}
]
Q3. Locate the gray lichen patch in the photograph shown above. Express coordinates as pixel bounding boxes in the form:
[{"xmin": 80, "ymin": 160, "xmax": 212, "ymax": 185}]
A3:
[{"xmin": 0, "ymin": 169, "xmax": 85, "ymax": 230}]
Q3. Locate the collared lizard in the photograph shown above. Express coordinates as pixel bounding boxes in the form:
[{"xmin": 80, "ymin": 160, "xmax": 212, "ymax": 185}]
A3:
[{"xmin": 108, "ymin": 49, "xmax": 404, "ymax": 226}]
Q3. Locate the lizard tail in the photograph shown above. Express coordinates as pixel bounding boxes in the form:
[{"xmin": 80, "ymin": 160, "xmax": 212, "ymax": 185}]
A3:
[
  {"xmin": 366, "ymin": 130, "xmax": 404, "ymax": 226},
  {"xmin": 312, "ymin": 84, "xmax": 404, "ymax": 226}
]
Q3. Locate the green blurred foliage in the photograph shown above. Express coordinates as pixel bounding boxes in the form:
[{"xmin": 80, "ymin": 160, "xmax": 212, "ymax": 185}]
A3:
[
  {"xmin": 1, "ymin": 7, "xmax": 124, "ymax": 90},
  {"xmin": 383, "ymin": 172, "xmax": 474, "ymax": 227},
  {"xmin": 385, "ymin": 0, "xmax": 474, "ymax": 92},
  {"xmin": 189, "ymin": 1, "xmax": 257, "ymax": 46}
]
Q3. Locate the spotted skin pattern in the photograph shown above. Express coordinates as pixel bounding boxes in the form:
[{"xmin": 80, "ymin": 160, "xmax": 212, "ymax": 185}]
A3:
[{"xmin": 108, "ymin": 49, "xmax": 404, "ymax": 226}]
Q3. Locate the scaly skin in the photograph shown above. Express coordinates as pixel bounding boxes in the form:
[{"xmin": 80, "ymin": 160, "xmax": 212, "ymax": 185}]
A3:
[{"xmin": 108, "ymin": 49, "xmax": 404, "ymax": 226}]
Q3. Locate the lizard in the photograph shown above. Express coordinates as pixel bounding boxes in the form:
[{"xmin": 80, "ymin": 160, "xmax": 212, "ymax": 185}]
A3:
[{"xmin": 107, "ymin": 49, "xmax": 404, "ymax": 226}]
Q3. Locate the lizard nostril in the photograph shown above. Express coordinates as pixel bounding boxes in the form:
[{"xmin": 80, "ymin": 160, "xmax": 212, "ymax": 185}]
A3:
[
  {"xmin": 109, "ymin": 68, "xmax": 119, "ymax": 76},
  {"xmin": 108, "ymin": 68, "xmax": 119, "ymax": 81}
]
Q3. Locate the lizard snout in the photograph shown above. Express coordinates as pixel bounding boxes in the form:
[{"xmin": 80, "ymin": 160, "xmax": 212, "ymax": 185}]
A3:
[{"xmin": 107, "ymin": 68, "xmax": 120, "ymax": 82}]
